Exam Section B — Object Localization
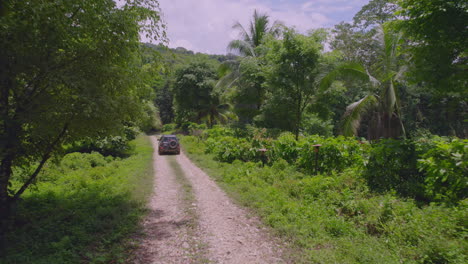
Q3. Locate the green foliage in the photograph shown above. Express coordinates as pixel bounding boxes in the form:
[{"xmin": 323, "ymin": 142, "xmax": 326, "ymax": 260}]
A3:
[
  {"xmin": 418, "ymin": 138, "xmax": 468, "ymax": 203},
  {"xmin": 228, "ymin": 9, "xmax": 283, "ymax": 57},
  {"xmin": 172, "ymin": 61, "xmax": 234, "ymax": 127},
  {"xmin": 365, "ymin": 139, "xmax": 425, "ymax": 199},
  {"xmin": 198, "ymin": 128, "xmax": 369, "ymax": 175},
  {"xmin": 198, "ymin": 127, "xmax": 466, "ymax": 205},
  {"xmin": 232, "ymin": 57, "xmax": 265, "ymax": 124},
  {"xmin": 202, "ymin": 125, "xmax": 236, "ymax": 138},
  {"xmin": 301, "ymin": 113, "xmax": 334, "ymax": 137},
  {"xmin": 0, "ymin": 0, "xmax": 165, "ymax": 207},
  {"xmin": 1, "ymin": 136, "xmax": 154, "ymax": 263},
  {"xmin": 205, "ymin": 136, "xmax": 256, "ymax": 163},
  {"xmin": 353, "ymin": 0, "xmax": 399, "ymax": 29},
  {"xmin": 261, "ymin": 28, "xmax": 323, "ymax": 138},
  {"xmin": 66, "ymin": 127, "xmax": 140, "ymax": 157},
  {"xmin": 139, "ymin": 101, "xmax": 162, "ymax": 133},
  {"xmin": 162, "ymin": 123, "xmax": 177, "ymax": 133},
  {"xmin": 365, "ymin": 137, "xmax": 468, "ymax": 203},
  {"xmin": 181, "ymin": 135, "xmax": 468, "ymax": 264},
  {"xmin": 269, "ymin": 132, "xmax": 300, "ymax": 164},
  {"xmin": 397, "ymin": 0, "xmax": 467, "ymax": 95},
  {"xmin": 296, "ymin": 136, "xmax": 368, "ymax": 174}
]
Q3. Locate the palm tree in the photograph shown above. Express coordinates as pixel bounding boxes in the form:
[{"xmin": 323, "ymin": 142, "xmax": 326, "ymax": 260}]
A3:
[
  {"xmin": 216, "ymin": 10, "xmax": 283, "ymax": 124},
  {"xmin": 321, "ymin": 25, "xmax": 407, "ymax": 140},
  {"xmin": 198, "ymin": 93, "xmax": 237, "ymax": 128},
  {"xmin": 228, "ymin": 9, "xmax": 283, "ymax": 57},
  {"xmin": 218, "ymin": 9, "xmax": 283, "ymax": 88}
]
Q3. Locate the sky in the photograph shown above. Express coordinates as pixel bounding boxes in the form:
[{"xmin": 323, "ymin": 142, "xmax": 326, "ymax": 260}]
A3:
[{"xmin": 156, "ymin": 0, "xmax": 370, "ymax": 54}]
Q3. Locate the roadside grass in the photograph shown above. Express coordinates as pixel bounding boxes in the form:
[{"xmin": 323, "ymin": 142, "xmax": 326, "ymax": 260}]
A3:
[
  {"xmin": 180, "ymin": 136, "xmax": 468, "ymax": 264},
  {"xmin": 167, "ymin": 156, "xmax": 210, "ymax": 264},
  {"xmin": 0, "ymin": 136, "xmax": 154, "ymax": 264}
]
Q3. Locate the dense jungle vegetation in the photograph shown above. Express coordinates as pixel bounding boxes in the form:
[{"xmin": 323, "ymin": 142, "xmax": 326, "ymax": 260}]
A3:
[
  {"xmin": 154, "ymin": 0, "xmax": 467, "ymax": 262},
  {"xmin": 0, "ymin": 0, "xmax": 466, "ymax": 263}
]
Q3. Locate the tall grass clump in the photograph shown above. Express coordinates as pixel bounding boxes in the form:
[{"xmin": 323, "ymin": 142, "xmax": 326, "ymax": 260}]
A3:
[{"xmin": 0, "ymin": 136, "xmax": 154, "ymax": 264}]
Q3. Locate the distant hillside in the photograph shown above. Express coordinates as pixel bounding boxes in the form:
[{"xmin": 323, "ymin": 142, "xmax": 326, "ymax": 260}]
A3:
[{"xmin": 142, "ymin": 43, "xmax": 237, "ymax": 70}]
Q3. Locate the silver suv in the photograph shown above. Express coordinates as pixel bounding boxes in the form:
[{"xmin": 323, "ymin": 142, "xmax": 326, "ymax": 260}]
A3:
[{"xmin": 158, "ymin": 135, "xmax": 180, "ymax": 155}]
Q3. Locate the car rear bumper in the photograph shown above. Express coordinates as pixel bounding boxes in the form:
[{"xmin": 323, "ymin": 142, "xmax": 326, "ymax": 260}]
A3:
[{"xmin": 159, "ymin": 147, "xmax": 180, "ymax": 154}]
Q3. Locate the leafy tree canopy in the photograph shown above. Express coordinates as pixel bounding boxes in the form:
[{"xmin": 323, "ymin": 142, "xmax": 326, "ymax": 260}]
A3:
[
  {"xmin": 397, "ymin": 0, "xmax": 467, "ymax": 96},
  {"xmin": 172, "ymin": 61, "xmax": 217, "ymax": 123},
  {"xmin": 260, "ymin": 28, "xmax": 324, "ymax": 139},
  {"xmin": 0, "ymin": 0, "xmax": 165, "ymax": 215}
]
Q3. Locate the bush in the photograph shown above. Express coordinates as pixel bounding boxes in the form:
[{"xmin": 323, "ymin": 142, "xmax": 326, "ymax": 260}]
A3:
[
  {"xmin": 365, "ymin": 137, "xmax": 467, "ymax": 204},
  {"xmin": 202, "ymin": 125, "xmax": 236, "ymax": 138},
  {"xmin": 364, "ymin": 139, "xmax": 426, "ymax": 200},
  {"xmin": 296, "ymin": 136, "xmax": 368, "ymax": 174},
  {"xmin": 417, "ymin": 138, "xmax": 468, "ymax": 203},
  {"xmin": 65, "ymin": 126, "xmax": 139, "ymax": 157},
  {"xmin": 205, "ymin": 136, "xmax": 256, "ymax": 163},
  {"xmin": 162, "ymin": 123, "xmax": 177, "ymax": 132},
  {"xmin": 301, "ymin": 113, "xmax": 334, "ymax": 137},
  {"xmin": 139, "ymin": 101, "xmax": 162, "ymax": 133},
  {"xmin": 268, "ymin": 132, "xmax": 300, "ymax": 163}
]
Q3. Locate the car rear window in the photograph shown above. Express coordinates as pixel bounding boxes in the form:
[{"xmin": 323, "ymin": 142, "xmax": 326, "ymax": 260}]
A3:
[{"xmin": 161, "ymin": 136, "xmax": 177, "ymax": 142}]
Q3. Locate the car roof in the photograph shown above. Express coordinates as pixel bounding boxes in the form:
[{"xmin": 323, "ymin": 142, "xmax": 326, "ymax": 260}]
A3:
[{"xmin": 161, "ymin": 135, "xmax": 177, "ymax": 138}]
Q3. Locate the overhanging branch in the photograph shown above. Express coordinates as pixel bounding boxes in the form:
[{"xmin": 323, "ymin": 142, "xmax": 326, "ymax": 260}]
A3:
[{"xmin": 12, "ymin": 123, "xmax": 69, "ymax": 200}]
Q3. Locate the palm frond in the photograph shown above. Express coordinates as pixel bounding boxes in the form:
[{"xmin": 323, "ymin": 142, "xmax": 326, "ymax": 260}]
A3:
[
  {"xmin": 232, "ymin": 22, "xmax": 251, "ymax": 43},
  {"xmin": 366, "ymin": 69, "xmax": 381, "ymax": 87},
  {"xmin": 215, "ymin": 71, "xmax": 239, "ymax": 91},
  {"xmin": 382, "ymin": 79, "xmax": 397, "ymax": 114},
  {"xmin": 252, "ymin": 11, "xmax": 269, "ymax": 47},
  {"xmin": 270, "ymin": 21, "xmax": 285, "ymax": 37},
  {"xmin": 341, "ymin": 95, "xmax": 378, "ymax": 136},
  {"xmin": 216, "ymin": 60, "xmax": 239, "ymax": 89},
  {"xmin": 227, "ymin": 39, "xmax": 255, "ymax": 57},
  {"xmin": 394, "ymin": 64, "xmax": 408, "ymax": 81},
  {"xmin": 318, "ymin": 62, "xmax": 369, "ymax": 91}
]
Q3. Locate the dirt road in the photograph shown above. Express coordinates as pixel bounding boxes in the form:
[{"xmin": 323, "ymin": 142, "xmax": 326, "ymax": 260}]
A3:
[{"xmin": 132, "ymin": 136, "xmax": 285, "ymax": 264}]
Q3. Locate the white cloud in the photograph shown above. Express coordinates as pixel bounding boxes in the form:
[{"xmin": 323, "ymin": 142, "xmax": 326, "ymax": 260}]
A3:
[{"xmin": 155, "ymin": 0, "xmax": 370, "ymax": 54}]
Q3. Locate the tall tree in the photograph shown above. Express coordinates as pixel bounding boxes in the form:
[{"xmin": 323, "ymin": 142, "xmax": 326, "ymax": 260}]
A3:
[
  {"xmin": 261, "ymin": 29, "xmax": 324, "ymax": 139},
  {"xmin": 353, "ymin": 0, "xmax": 399, "ymax": 29},
  {"xmin": 397, "ymin": 0, "xmax": 467, "ymax": 95},
  {"xmin": 172, "ymin": 61, "xmax": 217, "ymax": 123},
  {"xmin": 155, "ymin": 81, "xmax": 175, "ymax": 124},
  {"xmin": 198, "ymin": 93, "xmax": 236, "ymax": 128},
  {"xmin": 396, "ymin": 0, "xmax": 467, "ymax": 137},
  {"xmin": 0, "ymin": 0, "xmax": 165, "ymax": 218},
  {"xmin": 337, "ymin": 26, "xmax": 407, "ymax": 139},
  {"xmin": 228, "ymin": 9, "xmax": 283, "ymax": 57},
  {"xmin": 219, "ymin": 10, "xmax": 283, "ymax": 124}
]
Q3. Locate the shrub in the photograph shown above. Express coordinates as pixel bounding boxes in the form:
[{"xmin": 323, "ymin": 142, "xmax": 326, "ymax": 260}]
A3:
[
  {"xmin": 162, "ymin": 123, "xmax": 177, "ymax": 132},
  {"xmin": 301, "ymin": 113, "xmax": 334, "ymax": 137},
  {"xmin": 205, "ymin": 136, "xmax": 256, "ymax": 163},
  {"xmin": 417, "ymin": 138, "xmax": 468, "ymax": 203},
  {"xmin": 365, "ymin": 137, "xmax": 467, "ymax": 204},
  {"xmin": 269, "ymin": 132, "xmax": 300, "ymax": 163},
  {"xmin": 202, "ymin": 125, "xmax": 236, "ymax": 139},
  {"xmin": 296, "ymin": 136, "xmax": 368, "ymax": 174},
  {"xmin": 364, "ymin": 139, "xmax": 426, "ymax": 200},
  {"xmin": 60, "ymin": 152, "xmax": 110, "ymax": 171}
]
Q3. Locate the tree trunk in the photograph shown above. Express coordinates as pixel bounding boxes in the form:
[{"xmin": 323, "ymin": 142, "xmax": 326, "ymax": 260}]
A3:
[
  {"xmin": 0, "ymin": 154, "xmax": 14, "ymax": 221},
  {"xmin": 295, "ymin": 92, "xmax": 302, "ymax": 141},
  {"xmin": 368, "ymin": 112, "xmax": 404, "ymax": 140}
]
